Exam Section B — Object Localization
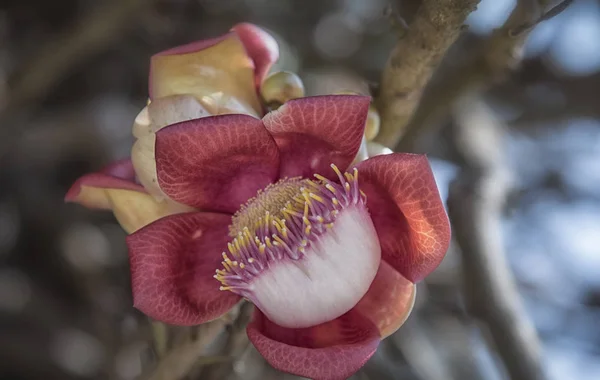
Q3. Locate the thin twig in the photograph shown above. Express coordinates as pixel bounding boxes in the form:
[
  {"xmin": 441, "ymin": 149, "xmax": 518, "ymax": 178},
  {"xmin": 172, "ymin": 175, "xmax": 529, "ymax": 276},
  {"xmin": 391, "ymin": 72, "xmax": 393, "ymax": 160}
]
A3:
[
  {"xmin": 200, "ymin": 302, "xmax": 255, "ymax": 380},
  {"xmin": 511, "ymin": 0, "xmax": 574, "ymax": 35},
  {"xmin": 375, "ymin": 0, "xmax": 480, "ymax": 147},
  {"xmin": 139, "ymin": 318, "xmax": 228, "ymax": 380},
  {"xmin": 448, "ymin": 99, "xmax": 546, "ymax": 380}
]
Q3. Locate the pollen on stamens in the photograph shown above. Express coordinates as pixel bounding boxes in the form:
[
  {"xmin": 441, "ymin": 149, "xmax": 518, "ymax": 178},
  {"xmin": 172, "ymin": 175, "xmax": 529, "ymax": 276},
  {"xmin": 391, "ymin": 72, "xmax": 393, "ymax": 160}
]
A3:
[{"xmin": 215, "ymin": 164, "xmax": 365, "ymax": 297}]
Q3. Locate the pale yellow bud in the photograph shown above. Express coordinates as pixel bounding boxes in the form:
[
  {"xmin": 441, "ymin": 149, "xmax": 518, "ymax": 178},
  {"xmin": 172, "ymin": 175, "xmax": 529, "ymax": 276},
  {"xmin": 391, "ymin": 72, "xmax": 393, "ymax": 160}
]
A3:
[
  {"xmin": 365, "ymin": 105, "xmax": 381, "ymax": 141},
  {"xmin": 352, "ymin": 137, "xmax": 369, "ymax": 165},
  {"xmin": 260, "ymin": 71, "xmax": 305, "ymax": 107},
  {"xmin": 367, "ymin": 141, "xmax": 393, "ymax": 157},
  {"xmin": 333, "ymin": 90, "xmax": 362, "ymax": 96}
]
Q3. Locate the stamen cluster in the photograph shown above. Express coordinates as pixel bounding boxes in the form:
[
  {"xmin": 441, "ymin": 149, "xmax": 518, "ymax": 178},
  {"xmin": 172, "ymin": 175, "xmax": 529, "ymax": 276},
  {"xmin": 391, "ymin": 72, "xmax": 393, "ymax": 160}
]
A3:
[{"xmin": 214, "ymin": 165, "xmax": 366, "ymax": 297}]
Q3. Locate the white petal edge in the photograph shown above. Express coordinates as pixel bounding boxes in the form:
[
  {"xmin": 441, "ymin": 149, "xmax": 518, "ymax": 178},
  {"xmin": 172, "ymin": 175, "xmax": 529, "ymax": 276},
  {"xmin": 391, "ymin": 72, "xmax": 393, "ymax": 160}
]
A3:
[{"xmin": 250, "ymin": 206, "xmax": 381, "ymax": 328}]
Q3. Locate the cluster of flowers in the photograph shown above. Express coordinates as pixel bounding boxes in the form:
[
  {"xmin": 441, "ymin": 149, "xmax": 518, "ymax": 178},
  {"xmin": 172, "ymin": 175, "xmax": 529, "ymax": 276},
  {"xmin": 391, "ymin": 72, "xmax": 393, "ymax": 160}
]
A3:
[{"xmin": 66, "ymin": 23, "xmax": 450, "ymax": 380}]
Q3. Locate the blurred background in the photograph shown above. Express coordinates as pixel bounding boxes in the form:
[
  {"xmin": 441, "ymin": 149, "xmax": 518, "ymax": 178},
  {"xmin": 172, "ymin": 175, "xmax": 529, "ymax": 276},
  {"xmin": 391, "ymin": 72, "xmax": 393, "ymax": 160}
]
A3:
[{"xmin": 0, "ymin": 0, "xmax": 599, "ymax": 379}]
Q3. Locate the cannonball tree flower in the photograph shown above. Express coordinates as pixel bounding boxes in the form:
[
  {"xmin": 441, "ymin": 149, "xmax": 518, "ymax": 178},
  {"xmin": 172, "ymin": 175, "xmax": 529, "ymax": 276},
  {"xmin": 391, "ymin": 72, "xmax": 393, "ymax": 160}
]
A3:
[
  {"xmin": 65, "ymin": 23, "xmax": 278, "ymax": 233},
  {"xmin": 126, "ymin": 95, "xmax": 450, "ymax": 379}
]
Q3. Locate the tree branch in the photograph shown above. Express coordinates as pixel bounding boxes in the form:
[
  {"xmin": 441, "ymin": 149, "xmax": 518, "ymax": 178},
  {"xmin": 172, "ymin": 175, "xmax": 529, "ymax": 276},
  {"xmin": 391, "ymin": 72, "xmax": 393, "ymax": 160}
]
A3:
[
  {"xmin": 198, "ymin": 302, "xmax": 254, "ymax": 380},
  {"xmin": 140, "ymin": 318, "xmax": 228, "ymax": 380},
  {"xmin": 396, "ymin": 0, "xmax": 573, "ymax": 151},
  {"xmin": 448, "ymin": 100, "xmax": 546, "ymax": 380},
  {"xmin": 375, "ymin": 0, "xmax": 480, "ymax": 147}
]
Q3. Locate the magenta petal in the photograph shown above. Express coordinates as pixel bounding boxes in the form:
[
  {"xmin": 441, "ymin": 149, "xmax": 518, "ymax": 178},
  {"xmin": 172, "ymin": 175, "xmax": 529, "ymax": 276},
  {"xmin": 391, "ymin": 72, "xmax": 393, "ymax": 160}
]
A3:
[
  {"xmin": 232, "ymin": 23, "xmax": 279, "ymax": 86},
  {"xmin": 355, "ymin": 261, "xmax": 415, "ymax": 338},
  {"xmin": 100, "ymin": 158, "xmax": 137, "ymax": 180},
  {"xmin": 247, "ymin": 308, "xmax": 380, "ymax": 380},
  {"xmin": 155, "ymin": 114, "xmax": 280, "ymax": 213},
  {"xmin": 65, "ymin": 159, "xmax": 144, "ymax": 202},
  {"xmin": 127, "ymin": 212, "xmax": 240, "ymax": 325},
  {"xmin": 354, "ymin": 154, "xmax": 451, "ymax": 282},
  {"xmin": 263, "ymin": 95, "xmax": 370, "ymax": 178}
]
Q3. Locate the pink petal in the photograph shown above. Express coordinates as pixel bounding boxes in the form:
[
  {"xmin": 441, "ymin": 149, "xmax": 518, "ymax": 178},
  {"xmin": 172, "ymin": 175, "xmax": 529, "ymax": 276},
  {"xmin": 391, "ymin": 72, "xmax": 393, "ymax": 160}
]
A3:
[
  {"xmin": 263, "ymin": 95, "xmax": 370, "ymax": 179},
  {"xmin": 132, "ymin": 96, "xmax": 212, "ymax": 202},
  {"xmin": 148, "ymin": 33, "xmax": 231, "ymax": 99},
  {"xmin": 355, "ymin": 261, "xmax": 416, "ymax": 338},
  {"xmin": 354, "ymin": 154, "xmax": 450, "ymax": 282},
  {"xmin": 149, "ymin": 33, "xmax": 261, "ymax": 116},
  {"xmin": 100, "ymin": 158, "xmax": 138, "ymax": 180},
  {"xmin": 127, "ymin": 212, "xmax": 240, "ymax": 325},
  {"xmin": 232, "ymin": 23, "xmax": 279, "ymax": 86},
  {"xmin": 155, "ymin": 114, "xmax": 280, "ymax": 213},
  {"xmin": 247, "ymin": 308, "xmax": 380, "ymax": 380},
  {"xmin": 153, "ymin": 34, "xmax": 230, "ymax": 57},
  {"xmin": 65, "ymin": 159, "xmax": 144, "ymax": 203},
  {"xmin": 66, "ymin": 159, "xmax": 194, "ymax": 233}
]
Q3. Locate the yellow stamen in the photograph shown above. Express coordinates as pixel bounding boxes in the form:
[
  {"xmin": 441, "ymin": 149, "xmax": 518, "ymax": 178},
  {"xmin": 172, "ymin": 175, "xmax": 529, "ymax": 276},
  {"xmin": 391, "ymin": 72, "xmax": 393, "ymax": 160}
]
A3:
[
  {"xmin": 331, "ymin": 164, "xmax": 343, "ymax": 178},
  {"xmin": 309, "ymin": 193, "xmax": 325, "ymax": 204},
  {"xmin": 230, "ymin": 177, "xmax": 308, "ymax": 237},
  {"xmin": 272, "ymin": 234, "xmax": 287, "ymax": 247},
  {"xmin": 314, "ymin": 173, "xmax": 329, "ymax": 182}
]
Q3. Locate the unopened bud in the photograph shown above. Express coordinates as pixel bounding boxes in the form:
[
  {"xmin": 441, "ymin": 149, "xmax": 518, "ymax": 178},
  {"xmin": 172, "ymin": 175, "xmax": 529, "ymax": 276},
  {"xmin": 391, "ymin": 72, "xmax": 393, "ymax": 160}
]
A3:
[
  {"xmin": 352, "ymin": 137, "xmax": 369, "ymax": 164},
  {"xmin": 365, "ymin": 105, "xmax": 380, "ymax": 141},
  {"xmin": 367, "ymin": 142, "xmax": 393, "ymax": 157},
  {"xmin": 260, "ymin": 71, "xmax": 305, "ymax": 108},
  {"xmin": 333, "ymin": 90, "xmax": 362, "ymax": 96}
]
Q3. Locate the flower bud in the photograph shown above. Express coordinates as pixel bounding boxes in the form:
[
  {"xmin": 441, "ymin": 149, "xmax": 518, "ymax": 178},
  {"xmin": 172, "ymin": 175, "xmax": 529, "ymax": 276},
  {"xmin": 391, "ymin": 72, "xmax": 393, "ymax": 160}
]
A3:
[
  {"xmin": 352, "ymin": 136, "xmax": 369, "ymax": 164},
  {"xmin": 367, "ymin": 141, "xmax": 393, "ymax": 157},
  {"xmin": 333, "ymin": 90, "xmax": 361, "ymax": 95},
  {"xmin": 365, "ymin": 105, "xmax": 380, "ymax": 141},
  {"xmin": 260, "ymin": 71, "xmax": 305, "ymax": 108},
  {"xmin": 333, "ymin": 92, "xmax": 379, "ymax": 141}
]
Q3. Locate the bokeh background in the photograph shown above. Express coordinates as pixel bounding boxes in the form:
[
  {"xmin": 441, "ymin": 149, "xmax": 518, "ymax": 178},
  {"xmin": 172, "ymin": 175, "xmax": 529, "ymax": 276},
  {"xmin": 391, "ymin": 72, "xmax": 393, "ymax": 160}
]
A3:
[{"xmin": 1, "ymin": 0, "xmax": 599, "ymax": 379}]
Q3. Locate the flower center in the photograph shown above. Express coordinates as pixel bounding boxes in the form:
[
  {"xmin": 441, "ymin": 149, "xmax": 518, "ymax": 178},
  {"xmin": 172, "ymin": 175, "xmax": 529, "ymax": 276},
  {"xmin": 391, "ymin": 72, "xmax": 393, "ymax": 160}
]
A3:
[
  {"xmin": 214, "ymin": 165, "xmax": 381, "ymax": 328},
  {"xmin": 229, "ymin": 177, "xmax": 310, "ymax": 237}
]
